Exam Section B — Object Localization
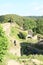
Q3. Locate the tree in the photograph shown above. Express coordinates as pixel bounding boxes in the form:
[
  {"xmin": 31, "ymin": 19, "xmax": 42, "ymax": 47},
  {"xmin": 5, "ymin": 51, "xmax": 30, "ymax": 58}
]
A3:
[
  {"xmin": 36, "ymin": 19, "xmax": 43, "ymax": 35},
  {"xmin": 23, "ymin": 19, "xmax": 36, "ymax": 30},
  {"xmin": 0, "ymin": 24, "xmax": 8, "ymax": 61}
]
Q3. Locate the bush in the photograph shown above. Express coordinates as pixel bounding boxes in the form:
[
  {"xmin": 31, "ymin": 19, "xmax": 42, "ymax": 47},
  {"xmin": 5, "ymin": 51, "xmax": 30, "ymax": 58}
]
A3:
[
  {"xmin": 0, "ymin": 24, "xmax": 8, "ymax": 62},
  {"xmin": 18, "ymin": 32, "xmax": 27, "ymax": 39}
]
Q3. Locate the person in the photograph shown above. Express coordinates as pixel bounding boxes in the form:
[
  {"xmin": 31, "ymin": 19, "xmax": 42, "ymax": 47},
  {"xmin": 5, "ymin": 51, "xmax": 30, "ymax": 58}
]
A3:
[{"xmin": 14, "ymin": 40, "xmax": 16, "ymax": 46}]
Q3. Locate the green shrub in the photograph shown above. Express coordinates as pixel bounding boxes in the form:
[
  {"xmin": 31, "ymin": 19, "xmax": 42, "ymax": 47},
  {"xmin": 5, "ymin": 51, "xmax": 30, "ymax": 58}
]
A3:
[
  {"xmin": 18, "ymin": 32, "xmax": 27, "ymax": 39},
  {"xmin": 0, "ymin": 24, "xmax": 8, "ymax": 62}
]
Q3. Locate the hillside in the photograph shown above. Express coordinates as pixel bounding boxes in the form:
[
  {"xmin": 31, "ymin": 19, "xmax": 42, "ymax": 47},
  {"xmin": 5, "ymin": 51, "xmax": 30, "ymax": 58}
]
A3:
[
  {"xmin": 0, "ymin": 14, "xmax": 43, "ymax": 65},
  {"xmin": 0, "ymin": 14, "xmax": 43, "ymax": 34}
]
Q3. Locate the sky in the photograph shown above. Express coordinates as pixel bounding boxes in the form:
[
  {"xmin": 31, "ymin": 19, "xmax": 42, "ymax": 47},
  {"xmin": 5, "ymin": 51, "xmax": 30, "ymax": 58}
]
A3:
[{"xmin": 0, "ymin": 0, "xmax": 43, "ymax": 16}]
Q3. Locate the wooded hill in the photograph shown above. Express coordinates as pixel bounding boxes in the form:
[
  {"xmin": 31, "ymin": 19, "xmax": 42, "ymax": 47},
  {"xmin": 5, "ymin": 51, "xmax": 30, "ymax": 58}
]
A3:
[
  {"xmin": 0, "ymin": 14, "xmax": 43, "ymax": 65},
  {"xmin": 0, "ymin": 14, "xmax": 43, "ymax": 35}
]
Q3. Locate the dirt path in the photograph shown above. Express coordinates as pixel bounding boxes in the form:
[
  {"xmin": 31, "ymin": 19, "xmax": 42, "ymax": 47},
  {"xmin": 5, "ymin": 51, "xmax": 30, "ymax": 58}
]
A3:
[
  {"xmin": 2, "ymin": 23, "xmax": 11, "ymax": 37},
  {"xmin": 9, "ymin": 46, "xmax": 21, "ymax": 56},
  {"xmin": 7, "ymin": 60, "xmax": 22, "ymax": 65},
  {"xmin": 31, "ymin": 59, "xmax": 43, "ymax": 65},
  {"xmin": 2, "ymin": 23, "xmax": 21, "ymax": 56}
]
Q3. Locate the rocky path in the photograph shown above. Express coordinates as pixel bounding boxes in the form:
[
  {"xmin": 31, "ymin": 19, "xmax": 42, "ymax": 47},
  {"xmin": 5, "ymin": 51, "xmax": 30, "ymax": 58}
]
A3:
[
  {"xmin": 31, "ymin": 59, "xmax": 43, "ymax": 65},
  {"xmin": 7, "ymin": 60, "xmax": 22, "ymax": 65}
]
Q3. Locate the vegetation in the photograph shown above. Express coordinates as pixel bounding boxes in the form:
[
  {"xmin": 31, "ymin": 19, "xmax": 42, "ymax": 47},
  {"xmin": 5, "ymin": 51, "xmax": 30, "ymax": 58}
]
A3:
[
  {"xmin": 36, "ymin": 18, "xmax": 43, "ymax": 35},
  {"xmin": 0, "ymin": 14, "xmax": 43, "ymax": 65},
  {"xmin": 0, "ymin": 24, "xmax": 8, "ymax": 62},
  {"xmin": 18, "ymin": 32, "xmax": 27, "ymax": 39},
  {"xmin": 10, "ymin": 26, "xmax": 27, "ymax": 40},
  {"xmin": 23, "ymin": 18, "xmax": 36, "ymax": 30},
  {"xmin": 0, "ymin": 14, "xmax": 43, "ymax": 35}
]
